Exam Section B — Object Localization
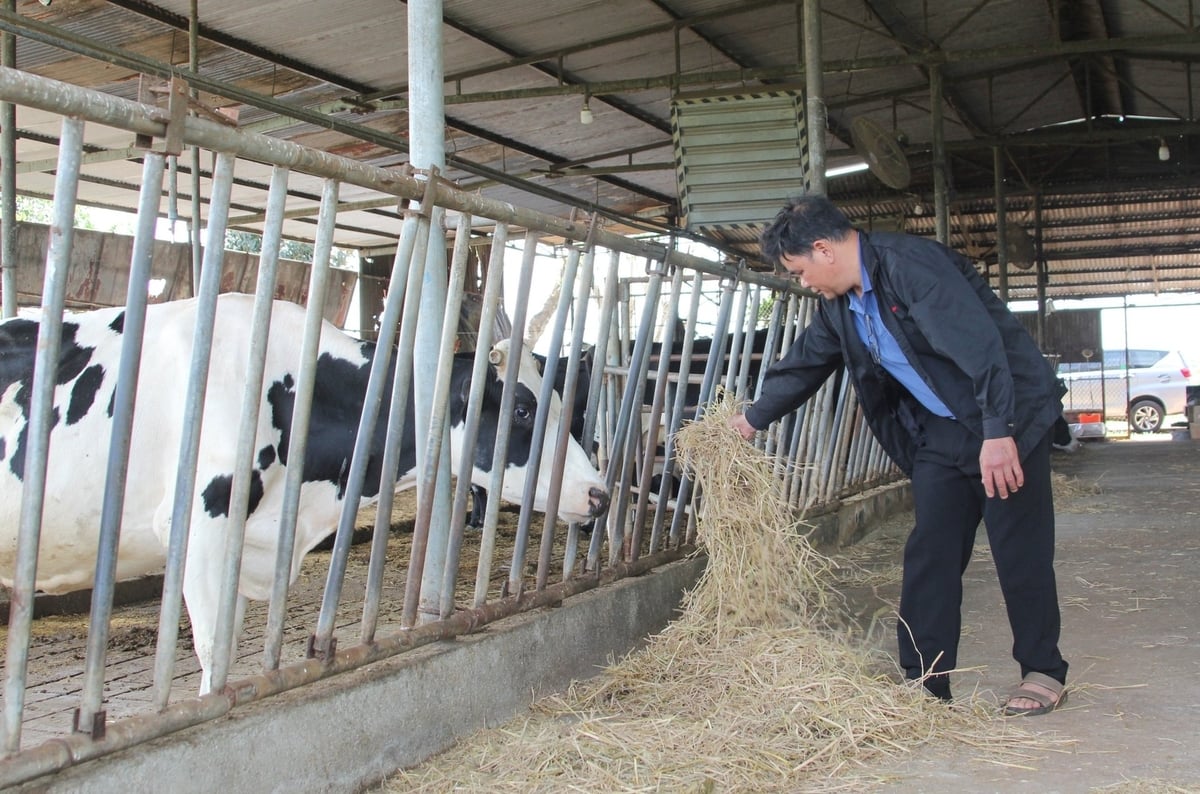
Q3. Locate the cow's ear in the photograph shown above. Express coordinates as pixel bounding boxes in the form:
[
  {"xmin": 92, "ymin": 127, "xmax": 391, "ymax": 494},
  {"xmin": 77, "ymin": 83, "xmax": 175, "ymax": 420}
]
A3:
[{"xmin": 458, "ymin": 362, "xmax": 503, "ymax": 420}]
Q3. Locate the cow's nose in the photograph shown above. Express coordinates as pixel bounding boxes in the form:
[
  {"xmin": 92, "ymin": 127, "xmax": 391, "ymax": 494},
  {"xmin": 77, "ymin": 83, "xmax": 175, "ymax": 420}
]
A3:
[{"xmin": 587, "ymin": 487, "xmax": 610, "ymax": 518}]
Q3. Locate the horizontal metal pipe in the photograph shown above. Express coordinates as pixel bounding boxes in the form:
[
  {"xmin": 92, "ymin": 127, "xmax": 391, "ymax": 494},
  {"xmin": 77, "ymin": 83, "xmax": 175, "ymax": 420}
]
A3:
[{"xmin": 0, "ymin": 67, "xmax": 807, "ymax": 295}]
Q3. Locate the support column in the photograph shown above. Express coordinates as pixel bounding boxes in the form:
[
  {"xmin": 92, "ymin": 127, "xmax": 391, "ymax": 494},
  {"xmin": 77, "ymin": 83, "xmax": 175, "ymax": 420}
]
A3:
[
  {"xmin": 803, "ymin": 0, "xmax": 826, "ymax": 195},
  {"xmin": 1, "ymin": 0, "xmax": 16, "ymax": 318},
  {"xmin": 993, "ymin": 146, "xmax": 1008, "ymax": 301},
  {"xmin": 930, "ymin": 65, "xmax": 948, "ymax": 244},
  {"xmin": 409, "ymin": 0, "xmax": 453, "ymax": 620}
]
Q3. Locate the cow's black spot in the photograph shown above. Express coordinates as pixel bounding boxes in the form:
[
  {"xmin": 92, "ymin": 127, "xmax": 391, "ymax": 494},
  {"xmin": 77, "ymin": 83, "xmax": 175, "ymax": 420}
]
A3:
[
  {"xmin": 9, "ymin": 407, "xmax": 59, "ymax": 481},
  {"xmin": 266, "ymin": 373, "xmax": 296, "ymax": 466},
  {"xmin": 200, "ymin": 470, "xmax": 265, "ymax": 519},
  {"xmin": 0, "ymin": 436, "xmax": 5, "ymax": 462},
  {"xmin": 107, "ymin": 388, "xmax": 115, "ymax": 417},
  {"xmin": 67, "ymin": 364, "xmax": 104, "ymax": 425},
  {"xmin": 108, "ymin": 311, "xmax": 125, "ymax": 334},
  {"xmin": 257, "ymin": 444, "xmax": 276, "ymax": 470}
]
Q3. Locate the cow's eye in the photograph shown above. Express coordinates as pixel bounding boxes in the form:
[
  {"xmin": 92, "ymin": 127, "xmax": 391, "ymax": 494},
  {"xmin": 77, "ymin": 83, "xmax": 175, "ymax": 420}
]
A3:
[{"xmin": 514, "ymin": 404, "xmax": 533, "ymax": 422}]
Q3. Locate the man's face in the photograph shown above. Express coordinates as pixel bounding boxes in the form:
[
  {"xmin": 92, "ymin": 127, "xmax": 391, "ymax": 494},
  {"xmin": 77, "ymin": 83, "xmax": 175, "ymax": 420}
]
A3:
[{"xmin": 779, "ymin": 240, "xmax": 846, "ymax": 299}]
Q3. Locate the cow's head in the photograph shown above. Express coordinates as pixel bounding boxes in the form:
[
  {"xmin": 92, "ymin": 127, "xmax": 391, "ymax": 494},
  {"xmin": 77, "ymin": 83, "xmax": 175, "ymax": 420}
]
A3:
[{"xmin": 452, "ymin": 340, "xmax": 608, "ymax": 525}]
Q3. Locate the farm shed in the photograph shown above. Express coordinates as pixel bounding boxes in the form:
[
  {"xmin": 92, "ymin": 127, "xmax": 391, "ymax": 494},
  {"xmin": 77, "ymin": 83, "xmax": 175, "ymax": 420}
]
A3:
[{"xmin": 1, "ymin": 0, "xmax": 1198, "ymax": 790}]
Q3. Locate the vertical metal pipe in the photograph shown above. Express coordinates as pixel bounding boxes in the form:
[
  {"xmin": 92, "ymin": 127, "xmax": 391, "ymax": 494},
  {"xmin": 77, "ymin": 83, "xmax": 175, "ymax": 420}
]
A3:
[
  {"xmin": 565, "ymin": 248, "xmax": 621, "ymax": 579},
  {"xmin": 75, "ymin": 152, "xmax": 166, "ymax": 731},
  {"xmin": 0, "ymin": 0, "xmax": 15, "ymax": 319},
  {"xmin": 538, "ymin": 242, "xmax": 596, "ymax": 575},
  {"xmin": 485, "ymin": 232, "xmax": 536, "ymax": 599},
  {"xmin": 994, "ymin": 146, "xmax": 1009, "ymax": 301},
  {"xmin": 592, "ymin": 260, "xmax": 663, "ymax": 570},
  {"xmin": 803, "ymin": 0, "xmax": 826, "ymax": 195},
  {"xmin": 511, "ymin": 246, "xmax": 580, "ymax": 585},
  {"xmin": 323, "ymin": 211, "xmax": 432, "ymax": 639},
  {"xmin": 931, "ymin": 64, "xmax": 949, "ymax": 244},
  {"xmin": 402, "ymin": 211, "xmax": 474, "ymax": 626},
  {"xmin": 722, "ymin": 280, "xmax": 751, "ymax": 394},
  {"xmin": 188, "ymin": 0, "xmax": 202, "ymax": 294},
  {"xmin": 211, "ymin": 178, "xmax": 337, "ymax": 693},
  {"xmin": 230, "ymin": 166, "xmax": 291, "ymax": 674},
  {"xmin": 164, "ymin": 173, "xmax": 290, "ymax": 699},
  {"xmin": 454, "ymin": 224, "xmax": 509, "ymax": 610},
  {"xmin": 667, "ymin": 276, "xmax": 737, "ymax": 542},
  {"xmin": 1, "ymin": 117, "xmax": 83, "ymax": 753},
  {"xmin": 636, "ymin": 265, "xmax": 685, "ymax": 555},
  {"xmin": 152, "ymin": 151, "xmax": 235, "ymax": 697},
  {"xmin": 409, "ymin": 0, "xmax": 453, "ymax": 623},
  {"xmin": 651, "ymin": 271, "xmax": 702, "ymax": 549},
  {"xmin": 264, "ymin": 208, "xmax": 418, "ymax": 668}
]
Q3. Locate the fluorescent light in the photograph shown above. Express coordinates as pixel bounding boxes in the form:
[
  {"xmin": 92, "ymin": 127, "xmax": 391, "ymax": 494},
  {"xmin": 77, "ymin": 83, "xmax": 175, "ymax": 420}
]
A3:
[{"xmin": 825, "ymin": 161, "xmax": 870, "ymax": 178}]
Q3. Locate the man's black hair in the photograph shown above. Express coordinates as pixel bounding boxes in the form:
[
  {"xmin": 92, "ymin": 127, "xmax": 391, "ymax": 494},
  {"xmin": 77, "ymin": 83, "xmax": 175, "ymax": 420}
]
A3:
[{"xmin": 759, "ymin": 194, "xmax": 854, "ymax": 265}]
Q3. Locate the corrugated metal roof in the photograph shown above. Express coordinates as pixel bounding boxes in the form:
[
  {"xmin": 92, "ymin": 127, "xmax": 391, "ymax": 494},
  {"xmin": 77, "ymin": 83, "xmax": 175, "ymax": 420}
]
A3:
[{"xmin": 1, "ymin": 0, "xmax": 1198, "ymax": 295}]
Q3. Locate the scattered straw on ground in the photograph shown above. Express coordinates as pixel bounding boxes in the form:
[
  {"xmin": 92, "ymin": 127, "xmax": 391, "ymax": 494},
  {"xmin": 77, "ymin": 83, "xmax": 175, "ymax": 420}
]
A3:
[{"xmin": 387, "ymin": 393, "xmax": 1064, "ymax": 793}]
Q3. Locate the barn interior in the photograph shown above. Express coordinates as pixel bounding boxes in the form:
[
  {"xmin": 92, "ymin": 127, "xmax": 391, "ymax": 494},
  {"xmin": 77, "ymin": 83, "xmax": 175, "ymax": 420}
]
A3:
[{"xmin": 1, "ymin": 1, "xmax": 1199, "ymax": 791}]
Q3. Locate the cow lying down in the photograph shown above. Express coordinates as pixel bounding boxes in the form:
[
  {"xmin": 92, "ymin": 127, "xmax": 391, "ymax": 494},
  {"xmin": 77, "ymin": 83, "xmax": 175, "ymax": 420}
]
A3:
[{"xmin": 0, "ymin": 294, "xmax": 609, "ymax": 691}]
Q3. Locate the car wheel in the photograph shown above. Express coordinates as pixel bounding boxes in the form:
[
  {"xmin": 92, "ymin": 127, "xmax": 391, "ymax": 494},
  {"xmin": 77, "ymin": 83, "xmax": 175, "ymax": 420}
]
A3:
[{"xmin": 1129, "ymin": 399, "xmax": 1164, "ymax": 433}]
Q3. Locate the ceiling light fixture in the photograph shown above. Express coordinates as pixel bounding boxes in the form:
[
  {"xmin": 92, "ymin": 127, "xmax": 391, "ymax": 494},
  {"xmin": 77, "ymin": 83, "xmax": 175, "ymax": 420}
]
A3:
[
  {"xmin": 1158, "ymin": 138, "xmax": 1170, "ymax": 161},
  {"xmin": 580, "ymin": 94, "xmax": 594, "ymax": 125}
]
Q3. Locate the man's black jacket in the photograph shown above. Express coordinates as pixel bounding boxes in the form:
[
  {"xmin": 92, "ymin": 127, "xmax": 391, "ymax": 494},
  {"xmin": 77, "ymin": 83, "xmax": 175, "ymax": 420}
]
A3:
[{"xmin": 744, "ymin": 230, "xmax": 1064, "ymax": 475}]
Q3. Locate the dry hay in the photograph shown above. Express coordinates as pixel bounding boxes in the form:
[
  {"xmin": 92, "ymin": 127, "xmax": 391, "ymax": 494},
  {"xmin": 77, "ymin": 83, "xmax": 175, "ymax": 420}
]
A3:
[{"xmin": 388, "ymin": 395, "xmax": 1059, "ymax": 793}]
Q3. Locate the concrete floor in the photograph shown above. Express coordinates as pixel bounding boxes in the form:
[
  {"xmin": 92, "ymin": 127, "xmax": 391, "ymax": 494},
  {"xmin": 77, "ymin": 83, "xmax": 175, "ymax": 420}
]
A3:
[{"xmin": 851, "ymin": 431, "xmax": 1200, "ymax": 792}]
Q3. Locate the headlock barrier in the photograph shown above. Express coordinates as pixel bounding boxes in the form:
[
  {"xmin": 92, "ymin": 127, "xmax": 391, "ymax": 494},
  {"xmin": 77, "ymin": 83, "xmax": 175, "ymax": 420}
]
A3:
[{"xmin": 0, "ymin": 66, "xmax": 900, "ymax": 786}]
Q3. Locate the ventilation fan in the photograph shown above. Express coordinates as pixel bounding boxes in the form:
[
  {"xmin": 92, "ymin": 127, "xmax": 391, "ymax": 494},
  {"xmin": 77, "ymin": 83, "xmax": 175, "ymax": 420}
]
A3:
[
  {"xmin": 1002, "ymin": 224, "xmax": 1036, "ymax": 270},
  {"xmin": 850, "ymin": 116, "xmax": 911, "ymax": 189}
]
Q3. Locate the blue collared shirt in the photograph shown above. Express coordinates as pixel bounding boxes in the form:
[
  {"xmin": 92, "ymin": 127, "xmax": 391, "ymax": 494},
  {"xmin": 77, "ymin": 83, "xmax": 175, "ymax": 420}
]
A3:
[{"xmin": 847, "ymin": 265, "xmax": 955, "ymax": 418}]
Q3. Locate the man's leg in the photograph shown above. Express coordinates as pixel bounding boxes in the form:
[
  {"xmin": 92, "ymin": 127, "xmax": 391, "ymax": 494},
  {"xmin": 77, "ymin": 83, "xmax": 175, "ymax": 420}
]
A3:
[
  {"xmin": 899, "ymin": 417, "xmax": 984, "ymax": 699},
  {"xmin": 983, "ymin": 430, "xmax": 1069, "ymax": 686}
]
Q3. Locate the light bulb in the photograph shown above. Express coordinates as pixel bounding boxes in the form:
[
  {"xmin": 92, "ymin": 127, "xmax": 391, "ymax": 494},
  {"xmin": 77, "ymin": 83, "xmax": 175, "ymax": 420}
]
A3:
[
  {"xmin": 580, "ymin": 102, "xmax": 593, "ymax": 125},
  {"xmin": 1158, "ymin": 141, "xmax": 1170, "ymax": 161}
]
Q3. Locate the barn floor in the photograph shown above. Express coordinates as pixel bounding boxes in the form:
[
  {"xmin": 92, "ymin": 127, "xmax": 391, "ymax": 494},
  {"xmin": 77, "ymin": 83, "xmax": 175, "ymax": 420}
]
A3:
[
  {"xmin": 1, "ymin": 491, "xmax": 612, "ymax": 753},
  {"xmin": 842, "ymin": 430, "xmax": 1200, "ymax": 791}
]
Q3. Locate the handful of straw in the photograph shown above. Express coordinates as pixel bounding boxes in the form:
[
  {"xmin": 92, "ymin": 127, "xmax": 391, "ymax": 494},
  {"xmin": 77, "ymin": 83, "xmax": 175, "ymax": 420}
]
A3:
[{"xmin": 390, "ymin": 394, "xmax": 1050, "ymax": 792}]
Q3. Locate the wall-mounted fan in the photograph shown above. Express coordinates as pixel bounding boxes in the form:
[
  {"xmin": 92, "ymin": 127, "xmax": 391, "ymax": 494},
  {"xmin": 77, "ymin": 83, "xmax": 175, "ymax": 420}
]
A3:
[{"xmin": 850, "ymin": 116, "xmax": 911, "ymax": 189}]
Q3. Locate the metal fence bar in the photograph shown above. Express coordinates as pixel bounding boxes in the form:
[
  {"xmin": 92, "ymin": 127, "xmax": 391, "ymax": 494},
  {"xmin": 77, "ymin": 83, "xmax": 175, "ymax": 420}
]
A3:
[
  {"xmin": 511, "ymin": 245, "xmax": 580, "ymax": 587},
  {"xmin": 1, "ymin": 117, "xmax": 83, "ymax": 754},
  {"xmin": 244, "ymin": 166, "xmax": 298, "ymax": 671},
  {"xmin": 637, "ymin": 265, "xmax": 686, "ymax": 555},
  {"xmin": 667, "ymin": 276, "xmax": 738, "ymax": 543},
  {"xmin": 564, "ymin": 248, "xmax": 622, "ymax": 579},
  {"xmin": 461, "ymin": 225, "xmax": 510, "ymax": 609},
  {"xmin": 75, "ymin": 151, "xmax": 166, "ymax": 732},
  {"xmin": 406, "ymin": 212, "xmax": 474, "ymax": 623},
  {"xmin": 155, "ymin": 151, "xmax": 235, "ymax": 697},
  {"xmin": 536, "ymin": 244, "xmax": 596, "ymax": 589},
  {"xmin": 495, "ymin": 232, "xmax": 539, "ymax": 596},
  {"xmin": 347, "ymin": 210, "xmax": 433, "ymax": 634}
]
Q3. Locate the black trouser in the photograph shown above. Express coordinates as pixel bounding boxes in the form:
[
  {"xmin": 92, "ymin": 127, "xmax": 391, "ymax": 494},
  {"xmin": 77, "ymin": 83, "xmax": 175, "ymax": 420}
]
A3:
[{"xmin": 898, "ymin": 414, "xmax": 1068, "ymax": 700}]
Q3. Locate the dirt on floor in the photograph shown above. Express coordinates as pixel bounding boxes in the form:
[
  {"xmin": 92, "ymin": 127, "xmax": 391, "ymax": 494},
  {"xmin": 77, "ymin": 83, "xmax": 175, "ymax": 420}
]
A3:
[{"xmin": 0, "ymin": 487, "xmax": 645, "ymax": 750}]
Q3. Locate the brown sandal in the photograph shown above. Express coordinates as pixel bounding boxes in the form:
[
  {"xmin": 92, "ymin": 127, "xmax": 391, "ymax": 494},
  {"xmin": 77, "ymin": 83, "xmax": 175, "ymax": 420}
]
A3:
[{"xmin": 1001, "ymin": 672, "xmax": 1068, "ymax": 716}]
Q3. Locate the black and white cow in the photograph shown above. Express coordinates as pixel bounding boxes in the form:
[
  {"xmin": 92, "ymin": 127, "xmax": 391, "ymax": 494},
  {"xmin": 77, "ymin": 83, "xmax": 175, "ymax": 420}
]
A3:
[
  {"xmin": 468, "ymin": 346, "xmax": 596, "ymax": 529},
  {"xmin": 0, "ymin": 294, "xmax": 609, "ymax": 690}
]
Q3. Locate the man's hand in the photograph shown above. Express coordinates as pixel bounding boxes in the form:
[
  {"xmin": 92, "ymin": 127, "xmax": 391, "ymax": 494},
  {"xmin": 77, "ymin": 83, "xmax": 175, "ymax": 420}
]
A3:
[
  {"xmin": 729, "ymin": 413, "xmax": 758, "ymax": 441},
  {"xmin": 980, "ymin": 436, "xmax": 1023, "ymax": 499}
]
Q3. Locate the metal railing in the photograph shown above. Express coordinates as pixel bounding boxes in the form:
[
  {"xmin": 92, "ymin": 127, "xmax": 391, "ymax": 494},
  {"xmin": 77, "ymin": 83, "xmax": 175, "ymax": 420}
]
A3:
[{"xmin": 0, "ymin": 66, "xmax": 899, "ymax": 786}]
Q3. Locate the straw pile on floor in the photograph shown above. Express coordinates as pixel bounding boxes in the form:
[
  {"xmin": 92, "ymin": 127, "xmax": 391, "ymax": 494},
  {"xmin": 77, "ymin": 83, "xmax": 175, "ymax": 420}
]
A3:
[{"xmin": 388, "ymin": 395, "xmax": 1052, "ymax": 792}]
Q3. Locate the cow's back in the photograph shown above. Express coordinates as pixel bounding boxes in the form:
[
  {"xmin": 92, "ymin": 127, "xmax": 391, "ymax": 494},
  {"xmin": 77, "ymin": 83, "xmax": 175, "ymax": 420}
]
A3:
[{"xmin": 0, "ymin": 295, "xmax": 357, "ymax": 595}]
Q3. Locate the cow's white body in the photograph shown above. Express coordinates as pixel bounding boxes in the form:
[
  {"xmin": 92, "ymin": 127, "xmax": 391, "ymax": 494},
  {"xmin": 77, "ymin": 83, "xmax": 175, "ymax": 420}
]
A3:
[{"xmin": 0, "ymin": 295, "xmax": 607, "ymax": 690}]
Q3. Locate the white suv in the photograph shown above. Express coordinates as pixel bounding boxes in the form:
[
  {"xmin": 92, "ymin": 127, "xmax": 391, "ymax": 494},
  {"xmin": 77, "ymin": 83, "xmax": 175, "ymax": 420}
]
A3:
[{"xmin": 1058, "ymin": 349, "xmax": 1192, "ymax": 433}]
